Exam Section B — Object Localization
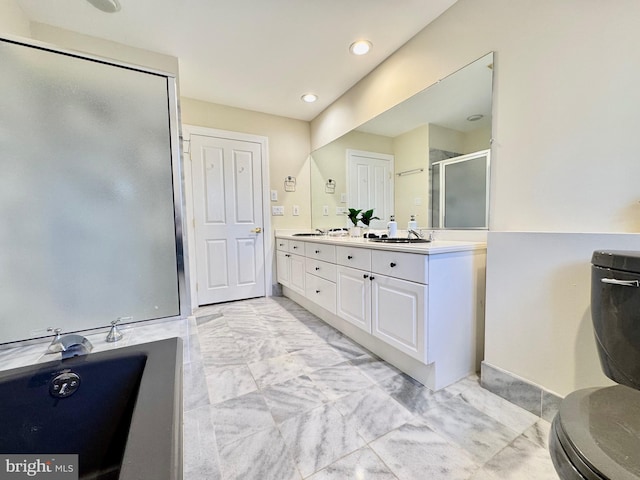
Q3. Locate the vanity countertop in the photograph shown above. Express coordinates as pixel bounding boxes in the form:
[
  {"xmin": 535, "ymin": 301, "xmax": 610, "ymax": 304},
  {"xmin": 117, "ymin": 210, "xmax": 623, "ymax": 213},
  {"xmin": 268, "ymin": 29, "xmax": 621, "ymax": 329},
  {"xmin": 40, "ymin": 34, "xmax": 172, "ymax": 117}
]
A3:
[{"xmin": 275, "ymin": 233, "xmax": 486, "ymax": 255}]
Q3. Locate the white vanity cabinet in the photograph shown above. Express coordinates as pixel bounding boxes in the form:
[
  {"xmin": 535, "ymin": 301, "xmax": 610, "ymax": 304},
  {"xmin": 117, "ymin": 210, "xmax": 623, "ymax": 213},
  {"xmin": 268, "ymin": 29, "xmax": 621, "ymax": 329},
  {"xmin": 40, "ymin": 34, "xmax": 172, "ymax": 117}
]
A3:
[
  {"xmin": 276, "ymin": 239, "xmax": 305, "ymax": 296},
  {"xmin": 275, "ymin": 234, "xmax": 486, "ymax": 391},
  {"xmin": 336, "ymin": 247, "xmax": 428, "ymax": 361}
]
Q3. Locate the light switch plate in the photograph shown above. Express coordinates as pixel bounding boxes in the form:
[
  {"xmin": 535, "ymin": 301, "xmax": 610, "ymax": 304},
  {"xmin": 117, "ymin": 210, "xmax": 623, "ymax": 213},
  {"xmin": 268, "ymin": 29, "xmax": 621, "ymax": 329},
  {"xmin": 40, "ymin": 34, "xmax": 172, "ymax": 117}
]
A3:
[
  {"xmin": 272, "ymin": 206, "xmax": 284, "ymax": 216},
  {"xmin": 293, "ymin": 205, "xmax": 300, "ymax": 216},
  {"xmin": 322, "ymin": 205, "xmax": 329, "ymax": 216},
  {"xmin": 271, "ymin": 190, "xmax": 278, "ymax": 201},
  {"xmin": 340, "ymin": 193, "xmax": 347, "ymax": 203}
]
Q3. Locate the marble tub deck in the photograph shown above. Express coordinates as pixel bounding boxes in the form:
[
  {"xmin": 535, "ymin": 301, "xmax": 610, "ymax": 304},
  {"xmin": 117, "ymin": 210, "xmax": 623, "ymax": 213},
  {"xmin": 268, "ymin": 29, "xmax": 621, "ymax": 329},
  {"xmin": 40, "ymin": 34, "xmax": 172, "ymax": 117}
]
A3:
[{"xmin": 184, "ymin": 297, "xmax": 559, "ymax": 480}]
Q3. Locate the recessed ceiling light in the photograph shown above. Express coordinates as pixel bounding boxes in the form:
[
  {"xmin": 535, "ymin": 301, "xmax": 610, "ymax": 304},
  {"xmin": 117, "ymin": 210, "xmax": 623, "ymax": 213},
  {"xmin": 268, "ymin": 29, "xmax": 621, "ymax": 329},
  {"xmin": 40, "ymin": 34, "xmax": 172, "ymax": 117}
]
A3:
[
  {"xmin": 301, "ymin": 93, "xmax": 318, "ymax": 103},
  {"xmin": 466, "ymin": 114, "xmax": 484, "ymax": 122},
  {"xmin": 349, "ymin": 40, "xmax": 372, "ymax": 56},
  {"xmin": 86, "ymin": 0, "xmax": 121, "ymax": 13}
]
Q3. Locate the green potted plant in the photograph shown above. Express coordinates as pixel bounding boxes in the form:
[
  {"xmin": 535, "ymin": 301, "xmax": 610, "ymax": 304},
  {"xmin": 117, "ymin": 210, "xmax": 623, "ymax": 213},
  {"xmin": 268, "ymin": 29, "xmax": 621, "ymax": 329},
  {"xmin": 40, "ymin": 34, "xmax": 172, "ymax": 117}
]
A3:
[
  {"xmin": 347, "ymin": 208, "xmax": 362, "ymax": 237},
  {"xmin": 359, "ymin": 209, "xmax": 380, "ymax": 238}
]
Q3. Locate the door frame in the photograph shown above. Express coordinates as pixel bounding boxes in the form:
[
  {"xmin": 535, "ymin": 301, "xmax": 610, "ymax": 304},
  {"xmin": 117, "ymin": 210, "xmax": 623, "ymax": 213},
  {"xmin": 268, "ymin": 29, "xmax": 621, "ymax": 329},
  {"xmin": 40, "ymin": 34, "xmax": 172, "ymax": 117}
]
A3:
[{"xmin": 182, "ymin": 125, "xmax": 272, "ymax": 311}]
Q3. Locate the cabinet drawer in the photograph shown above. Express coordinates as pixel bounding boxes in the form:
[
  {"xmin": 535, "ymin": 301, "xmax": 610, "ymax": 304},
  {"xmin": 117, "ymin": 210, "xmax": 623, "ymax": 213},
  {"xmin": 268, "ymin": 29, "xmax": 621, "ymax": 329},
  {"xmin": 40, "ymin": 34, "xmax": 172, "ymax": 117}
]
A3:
[
  {"xmin": 371, "ymin": 250, "xmax": 428, "ymax": 284},
  {"xmin": 336, "ymin": 246, "xmax": 371, "ymax": 270},
  {"xmin": 306, "ymin": 258, "xmax": 337, "ymax": 283},
  {"xmin": 305, "ymin": 273, "xmax": 336, "ymax": 314},
  {"xmin": 289, "ymin": 239, "xmax": 306, "ymax": 254},
  {"xmin": 305, "ymin": 242, "xmax": 336, "ymax": 263},
  {"xmin": 275, "ymin": 238, "xmax": 289, "ymax": 252}
]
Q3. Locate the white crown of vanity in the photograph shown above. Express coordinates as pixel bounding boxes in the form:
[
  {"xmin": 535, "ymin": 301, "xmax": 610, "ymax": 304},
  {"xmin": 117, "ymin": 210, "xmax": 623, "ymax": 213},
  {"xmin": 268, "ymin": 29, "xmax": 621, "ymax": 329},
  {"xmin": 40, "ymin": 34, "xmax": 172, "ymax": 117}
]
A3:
[{"xmin": 275, "ymin": 234, "xmax": 487, "ymax": 391}]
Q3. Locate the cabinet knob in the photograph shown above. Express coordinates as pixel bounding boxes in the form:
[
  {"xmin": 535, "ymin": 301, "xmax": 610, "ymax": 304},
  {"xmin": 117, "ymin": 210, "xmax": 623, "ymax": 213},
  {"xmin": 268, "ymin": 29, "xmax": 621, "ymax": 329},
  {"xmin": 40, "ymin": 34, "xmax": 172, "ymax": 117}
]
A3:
[
  {"xmin": 285, "ymin": 254, "xmax": 290, "ymax": 257},
  {"xmin": 390, "ymin": 262, "xmax": 396, "ymax": 268},
  {"xmin": 369, "ymin": 276, "xmax": 375, "ymax": 281},
  {"xmin": 347, "ymin": 255, "xmax": 353, "ymax": 260},
  {"xmin": 293, "ymin": 246, "xmax": 298, "ymax": 249},
  {"xmin": 315, "ymin": 290, "xmax": 320, "ymax": 294},
  {"xmin": 315, "ymin": 250, "xmax": 320, "ymax": 254},
  {"xmin": 363, "ymin": 274, "xmax": 369, "ymax": 279},
  {"xmin": 315, "ymin": 267, "xmax": 320, "ymax": 271}
]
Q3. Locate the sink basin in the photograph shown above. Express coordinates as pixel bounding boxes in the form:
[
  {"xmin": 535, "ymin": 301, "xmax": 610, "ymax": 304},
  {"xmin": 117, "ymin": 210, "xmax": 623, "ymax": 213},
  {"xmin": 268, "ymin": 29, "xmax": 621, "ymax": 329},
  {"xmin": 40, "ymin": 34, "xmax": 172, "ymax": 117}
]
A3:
[
  {"xmin": 369, "ymin": 238, "xmax": 430, "ymax": 244},
  {"xmin": 292, "ymin": 233, "xmax": 323, "ymax": 237}
]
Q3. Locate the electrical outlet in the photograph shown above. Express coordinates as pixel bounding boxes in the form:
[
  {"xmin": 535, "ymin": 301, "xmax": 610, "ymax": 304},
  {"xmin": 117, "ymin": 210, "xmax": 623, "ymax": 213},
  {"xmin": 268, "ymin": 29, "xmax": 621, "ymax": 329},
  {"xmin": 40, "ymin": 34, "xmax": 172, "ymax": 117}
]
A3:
[
  {"xmin": 270, "ymin": 190, "xmax": 278, "ymax": 201},
  {"xmin": 272, "ymin": 206, "xmax": 284, "ymax": 216},
  {"xmin": 414, "ymin": 197, "xmax": 422, "ymax": 206},
  {"xmin": 336, "ymin": 207, "xmax": 347, "ymax": 215},
  {"xmin": 293, "ymin": 205, "xmax": 300, "ymax": 216},
  {"xmin": 322, "ymin": 205, "xmax": 329, "ymax": 216}
]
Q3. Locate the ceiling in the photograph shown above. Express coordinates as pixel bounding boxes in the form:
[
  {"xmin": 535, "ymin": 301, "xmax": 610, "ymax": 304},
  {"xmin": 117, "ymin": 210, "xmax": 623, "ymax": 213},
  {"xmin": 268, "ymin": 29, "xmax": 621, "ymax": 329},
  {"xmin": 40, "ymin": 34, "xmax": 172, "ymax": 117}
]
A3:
[{"xmin": 15, "ymin": 0, "xmax": 458, "ymax": 121}]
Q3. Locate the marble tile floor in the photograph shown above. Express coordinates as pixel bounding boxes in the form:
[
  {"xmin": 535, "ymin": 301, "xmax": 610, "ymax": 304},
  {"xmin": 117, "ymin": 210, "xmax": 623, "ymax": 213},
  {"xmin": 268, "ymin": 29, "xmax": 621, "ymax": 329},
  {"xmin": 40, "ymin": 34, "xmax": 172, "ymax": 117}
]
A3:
[{"xmin": 184, "ymin": 296, "xmax": 559, "ymax": 480}]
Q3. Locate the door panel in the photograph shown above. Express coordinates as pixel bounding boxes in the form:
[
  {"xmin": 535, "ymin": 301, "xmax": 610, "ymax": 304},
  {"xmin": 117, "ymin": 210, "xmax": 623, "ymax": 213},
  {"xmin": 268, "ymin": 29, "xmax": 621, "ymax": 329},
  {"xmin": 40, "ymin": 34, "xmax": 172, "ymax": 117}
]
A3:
[
  {"xmin": 192, "ymin": 134, "xmax": 265, "ymax": 305},
  {"xmin": 348, "ymin": 150, "xmax": 394, "ymax": 229}
]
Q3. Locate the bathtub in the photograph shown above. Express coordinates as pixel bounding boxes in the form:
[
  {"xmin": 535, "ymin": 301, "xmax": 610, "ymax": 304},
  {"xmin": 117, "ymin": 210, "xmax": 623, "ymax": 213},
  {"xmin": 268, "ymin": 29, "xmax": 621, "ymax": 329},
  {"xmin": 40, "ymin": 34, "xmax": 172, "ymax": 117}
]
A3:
[{"xmin": 0, "ymin": 337, "xmax": 183, "ymax": 480}]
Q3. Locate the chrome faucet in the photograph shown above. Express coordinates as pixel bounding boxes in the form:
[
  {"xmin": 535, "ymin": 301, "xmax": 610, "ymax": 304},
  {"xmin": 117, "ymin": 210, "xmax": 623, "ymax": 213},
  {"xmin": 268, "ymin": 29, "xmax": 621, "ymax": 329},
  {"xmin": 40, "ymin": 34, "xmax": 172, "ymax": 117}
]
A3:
[
  {"xmin": 46, "ymin": 328, "xmax": 93, "ymax": 359},
  {"xmin": 407, "ymin": 229, "xmax": 423, "ymax": 239},
  {"xmin": 315, "ymin": 228, "xmax": 326, "ymax": 235}
]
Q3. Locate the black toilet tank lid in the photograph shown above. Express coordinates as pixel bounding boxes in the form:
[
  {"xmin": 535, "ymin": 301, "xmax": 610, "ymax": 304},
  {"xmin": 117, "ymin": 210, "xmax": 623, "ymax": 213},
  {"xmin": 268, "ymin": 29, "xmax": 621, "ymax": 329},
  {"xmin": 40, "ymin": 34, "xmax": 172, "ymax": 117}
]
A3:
[{"xmin": 592, "ymin": 250, "xmax": 640, "ymax": 273}]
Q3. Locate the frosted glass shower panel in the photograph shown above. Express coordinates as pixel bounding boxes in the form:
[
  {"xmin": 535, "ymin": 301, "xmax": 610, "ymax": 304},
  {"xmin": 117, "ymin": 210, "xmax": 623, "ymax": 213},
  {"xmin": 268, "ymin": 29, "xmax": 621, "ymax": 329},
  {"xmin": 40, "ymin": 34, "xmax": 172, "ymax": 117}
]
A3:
[
  {"xmin": 0, "ymin": 39, "xmax": 181, "ymax": 343},
  {"xmin": 431, "ymin": 150, "xmax": 490, "ymax": 229}
]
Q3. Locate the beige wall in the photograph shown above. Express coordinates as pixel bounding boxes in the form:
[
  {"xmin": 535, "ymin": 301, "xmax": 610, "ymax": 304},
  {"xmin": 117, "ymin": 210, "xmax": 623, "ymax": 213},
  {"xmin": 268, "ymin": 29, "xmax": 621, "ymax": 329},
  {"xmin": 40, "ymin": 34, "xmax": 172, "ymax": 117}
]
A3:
[
  {"xmin": 30, "ymin": 23, "xmax": 179, "ymax": 76},
  {"xmin": 0, "ymin": 0, "xmax": 30, "ymax": 37},
  {"xmin": 312, "ymin": 0, "xmax": 640, "ymax": 395},
  {"xmin": 311, "ymin": 130, "xmax": 394, "ymax": 229},
  {"xmin": 393, "ymin": 125, "xmax": 429, "ymax": 225},
  {"xmin": 181, "ymin": 98, "xmax": 311, "ymax": 230}
]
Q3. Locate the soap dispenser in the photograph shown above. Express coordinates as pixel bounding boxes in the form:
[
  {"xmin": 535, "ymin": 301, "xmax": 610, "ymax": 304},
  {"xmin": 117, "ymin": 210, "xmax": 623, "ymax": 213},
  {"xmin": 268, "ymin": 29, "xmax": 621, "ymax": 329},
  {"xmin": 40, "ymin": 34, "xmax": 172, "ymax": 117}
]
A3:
[
  {"xmin": 408, "ymin": 214, "xmax": 417, "ymax": 231},
  {"xmin": 387, "ymin": 215, "xmax": 397, "ymax": 238}
]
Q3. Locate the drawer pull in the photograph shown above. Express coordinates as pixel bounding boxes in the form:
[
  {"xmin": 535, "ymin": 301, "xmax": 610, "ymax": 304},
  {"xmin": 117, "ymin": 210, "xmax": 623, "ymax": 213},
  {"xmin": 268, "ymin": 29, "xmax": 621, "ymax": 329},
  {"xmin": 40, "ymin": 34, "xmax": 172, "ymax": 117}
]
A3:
[
  {"xmin": 601, "ymin": 278, "xmax": 640, "ymax": 287},
  {"xmin": 363, "ymin": 274, "xmax": 369, "ymax": 279},
  {"xmin": 315, "ymin": 289, "xmax": 321, "ymax": 294},
  {"xmin": 347, "ymin": 255, "xmax": 353, "ymax": 260},
  {"xmin": 286, "ymin": 254, "xmax": 291, "ymax": 257},
  {"xmin": 315, "ymin": 250, "xmax": 320, "ymax": 254},
  {"xmin": 390, "ymin": 262, "xmax": 396, "ymax": 268},
  {"xmin": 315, "ymin": 267, "xmax": 320, "ymax": 271}
]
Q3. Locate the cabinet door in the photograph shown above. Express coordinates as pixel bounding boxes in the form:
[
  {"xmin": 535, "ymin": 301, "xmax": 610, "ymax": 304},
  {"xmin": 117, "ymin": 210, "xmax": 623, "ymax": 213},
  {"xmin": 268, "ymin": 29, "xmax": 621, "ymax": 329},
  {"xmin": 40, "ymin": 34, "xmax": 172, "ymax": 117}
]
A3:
[
  {"xmin": 289, "ymin": 254, "xmax": 306, "ymax": 295},
  {"xmin": 371, "ymin": 275, "xmax": 427, "ymax": 361},
  {"xmin": 336, "ymin": 265, "xmax": 371, "ymax": 333},
  {"xmin": 276, "ymin": 251, "xmax": 290, "ymax": 287}
]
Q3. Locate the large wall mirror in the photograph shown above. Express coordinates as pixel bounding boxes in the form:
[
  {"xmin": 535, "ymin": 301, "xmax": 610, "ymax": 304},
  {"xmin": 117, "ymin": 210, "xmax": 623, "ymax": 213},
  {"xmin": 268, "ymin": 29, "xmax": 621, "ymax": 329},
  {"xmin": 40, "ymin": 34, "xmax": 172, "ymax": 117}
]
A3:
[{"xmin": 310, "ymin": 52, "xmax": 493, "ymax": 231}]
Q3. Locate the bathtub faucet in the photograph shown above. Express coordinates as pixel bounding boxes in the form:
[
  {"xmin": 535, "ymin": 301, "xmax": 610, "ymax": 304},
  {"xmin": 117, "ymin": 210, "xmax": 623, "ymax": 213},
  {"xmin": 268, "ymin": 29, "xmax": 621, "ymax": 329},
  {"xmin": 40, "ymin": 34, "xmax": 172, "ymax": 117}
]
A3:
[{"xmin": 46, "ymin": 328, "xmax": 94, "ymax": 359}]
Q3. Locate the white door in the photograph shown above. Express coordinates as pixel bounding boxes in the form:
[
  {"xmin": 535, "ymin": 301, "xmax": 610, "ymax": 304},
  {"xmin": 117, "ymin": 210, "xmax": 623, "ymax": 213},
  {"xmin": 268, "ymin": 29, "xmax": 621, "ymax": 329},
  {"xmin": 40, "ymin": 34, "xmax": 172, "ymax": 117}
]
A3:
[
  {"xmin": 347, "ymin": 149, "xmax": 394, "ymax": 229},
  {"xmin": 191, "ymin": 134, "xmax": 265, "ymax": 305}
]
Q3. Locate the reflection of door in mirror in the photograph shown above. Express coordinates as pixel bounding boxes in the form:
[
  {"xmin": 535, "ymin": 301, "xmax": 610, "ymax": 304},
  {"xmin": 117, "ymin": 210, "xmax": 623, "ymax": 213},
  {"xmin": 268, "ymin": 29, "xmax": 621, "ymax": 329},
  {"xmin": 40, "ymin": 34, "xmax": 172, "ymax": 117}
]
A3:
[
  {"xmin": 430, "ymin": 149, "xmax": 490, "ymax": 229},
  {"xmin": 347, "ymin": 150, "xmax": 394, "ymax": 229}
]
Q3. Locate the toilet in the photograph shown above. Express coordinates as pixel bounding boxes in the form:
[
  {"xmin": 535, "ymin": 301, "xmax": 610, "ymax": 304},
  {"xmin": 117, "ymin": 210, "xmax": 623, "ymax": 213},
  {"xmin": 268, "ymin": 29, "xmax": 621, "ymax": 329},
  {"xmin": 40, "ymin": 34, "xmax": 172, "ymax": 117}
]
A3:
[{"xmin": 549, "ymin": 250, "xmax": 640, "ymax": 479}]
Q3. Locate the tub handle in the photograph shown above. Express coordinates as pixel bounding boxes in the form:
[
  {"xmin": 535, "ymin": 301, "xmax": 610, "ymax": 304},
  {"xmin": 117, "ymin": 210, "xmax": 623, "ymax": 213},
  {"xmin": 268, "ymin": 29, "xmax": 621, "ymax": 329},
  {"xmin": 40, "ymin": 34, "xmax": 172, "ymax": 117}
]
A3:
[{"xmin": 601, "ymin": 278, "xmax": 640, "ymax": 287}]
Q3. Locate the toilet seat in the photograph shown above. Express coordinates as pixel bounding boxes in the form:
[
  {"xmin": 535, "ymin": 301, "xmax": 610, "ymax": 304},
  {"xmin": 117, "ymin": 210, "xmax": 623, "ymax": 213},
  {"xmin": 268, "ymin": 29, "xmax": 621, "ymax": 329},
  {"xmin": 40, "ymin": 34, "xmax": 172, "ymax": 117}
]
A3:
[{"xmin": 552, "ymin": 385, "xmax": 640, "ymax": 480}]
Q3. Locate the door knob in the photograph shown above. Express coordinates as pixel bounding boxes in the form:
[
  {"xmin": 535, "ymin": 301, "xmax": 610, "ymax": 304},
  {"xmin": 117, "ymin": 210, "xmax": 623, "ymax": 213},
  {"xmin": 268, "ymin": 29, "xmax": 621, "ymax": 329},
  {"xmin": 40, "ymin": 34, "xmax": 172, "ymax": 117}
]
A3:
[{"xmin": 251, "ymin": 227, "xmax": 262, "ymax": 233}]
